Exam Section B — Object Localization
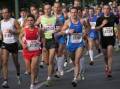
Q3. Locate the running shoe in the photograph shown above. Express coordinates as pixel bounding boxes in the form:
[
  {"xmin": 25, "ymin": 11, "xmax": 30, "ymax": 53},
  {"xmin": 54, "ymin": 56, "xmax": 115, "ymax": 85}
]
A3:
[
  {"xmin": 72, "ymin": 80, "xmax": 77, "ymax": 87},
  {"xmin": 64, "ymin": 61, "xmax": 68, "ymax": 67},
  {"xmin": 45, "ymin": 80, "xmax": 53, "ymax": 87},
  {"xmin": 2, "ymin": 81, "xmax": 9, "ymax": 88},
  {"xmin": 105, "ymin": 66, "xmax": 112, "ymax": 78},
  {"xmin": 39, "ymin": 61, "xmax": 44, "ymax": 68},
  {"xmin": 60, "ymin": 71, "xmax": 64, "ymax": 76},
  {"xmin": 17, "ymin": 76, "xmax": 21, "ymax": 85},
  {"xmin": 54, "ymin": 73, "xmax": 60, "ymax": 78},
  {"xmin": 24, "ymin": 71, "xmax": 30, "ymax": 75},
  {"xmin": 30, "ymin": 84, "xmax": 36, "ymax": 89},
  {"xmin": 89, "ymin": 61, "xmax": 94, "ymax": 65},
  {"xmin": 107, "ymin": 70, "xmax": 112, "ymax": 78},
  {"xmin": 81, "ymin": 73, "xmax": 85, "ymax": 80}
]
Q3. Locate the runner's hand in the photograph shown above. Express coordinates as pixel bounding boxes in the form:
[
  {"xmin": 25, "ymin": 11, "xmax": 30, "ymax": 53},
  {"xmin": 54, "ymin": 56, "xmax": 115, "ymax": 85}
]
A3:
[
  {"xmin": 42, "ymin": 47, "xmax": 47, "ymax": 52},
  {"xmin": 101, "ymin": 19, "xmax": 108, "ymax": 27},
  {"xmin": 22, "ymin": 43, "xmax": 27, "ymax": 49},
  {"xmin": 68, "ymin": 29, "xmax": 74, "ymax": 34}
]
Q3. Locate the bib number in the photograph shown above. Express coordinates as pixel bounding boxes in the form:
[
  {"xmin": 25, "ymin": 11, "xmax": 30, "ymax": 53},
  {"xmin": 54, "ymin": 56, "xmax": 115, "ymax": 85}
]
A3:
[
  {"xmin": 3, "ymin": 33, "xmax": 15, "ymax": 42},
  {"xmin": 44, "ymin": 25, "xmax": 55, "ymax": 39},
  {"xmin": 90, "ymin": 22, "xmax": 96, "ymax": 29},
  {"xmin": 103, "ymin": 27, "xmax": 114, "ymax": 36},
  {"xmin": 45, "ymin": 25, "xmax": 55, "ymax": 31},
  {"xmin": 70, "ymin": 33, "xmax": 82, "ymax": 43},
  {"xmin": 26, "ymin": 40, "xmax": 40, "ymax": 51}
]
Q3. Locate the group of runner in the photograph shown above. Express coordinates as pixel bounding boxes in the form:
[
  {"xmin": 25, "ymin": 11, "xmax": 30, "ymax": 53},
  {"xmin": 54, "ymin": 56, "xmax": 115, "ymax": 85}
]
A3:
[{"xmin": 0, "ymin": 0, "xmax": 120, "ymax": 89}]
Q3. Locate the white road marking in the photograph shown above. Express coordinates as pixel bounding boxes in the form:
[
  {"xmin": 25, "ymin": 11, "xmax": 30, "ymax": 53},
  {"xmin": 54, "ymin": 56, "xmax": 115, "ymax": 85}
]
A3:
[
  {"xmin": 94, "ymin": 53, "xmax": 103, "ymax": 59},
  {"xmin": 36, "ymin": 67, "xmax": 74, "ymax": 89}
]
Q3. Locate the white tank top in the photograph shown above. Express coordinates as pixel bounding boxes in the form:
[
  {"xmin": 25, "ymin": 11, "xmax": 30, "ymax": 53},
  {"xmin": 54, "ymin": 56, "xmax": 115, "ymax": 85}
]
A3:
[{"xmin": 1, "ymin": 18, "xmax": 17, "ymax": 44}]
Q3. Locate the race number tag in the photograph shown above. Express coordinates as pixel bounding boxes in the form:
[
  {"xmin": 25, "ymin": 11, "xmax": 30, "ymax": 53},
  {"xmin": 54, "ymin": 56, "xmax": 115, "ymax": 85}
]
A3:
[
  {"xmin": 44, "ymin": 25, "xmax": 55, "ymax": 39},
  {"xmin": 103, "ymin": 27, "xmax": 114, "ymax": 36},
  {"xmin": 90, "ymin": 22, "xmax": 96, "ymax": 29},
  {"xmin": 26, "ymin": 40, "xmax": 40, "ymax": 51},
  {"xmin": 45, "ymin": 25, "xmax": 55, "ymax": 32},
  {"xmin": 70, "ymin": 33, "xmax": 82, "ymax": 43},
  {"xmin": 3, "ymin": 33, "xmax": 15, "ymax": 42}
]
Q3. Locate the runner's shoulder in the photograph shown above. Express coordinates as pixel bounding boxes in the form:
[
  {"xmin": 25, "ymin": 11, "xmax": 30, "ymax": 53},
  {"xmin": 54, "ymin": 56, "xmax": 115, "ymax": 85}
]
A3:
[{"xmin": 64, "ymin": 19, "xmax": 70, "ymax": 26}]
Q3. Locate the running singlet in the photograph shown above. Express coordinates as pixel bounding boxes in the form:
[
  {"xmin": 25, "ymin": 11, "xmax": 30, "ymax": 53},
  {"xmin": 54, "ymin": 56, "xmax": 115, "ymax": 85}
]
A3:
[
  {"xmin": 41, "ymin": 15, "xmax": 56, "ymax": 39},
  {"xmin": 66, "ymin": 19, "xmax": 84, "ymax": 52},
  {"xmin": 23, "ymin": 27, "xmax": 41, "ymax": 51},
  {"xmin": 68, "ymin": 20, "xmax": 83, "ymax": 44},
  {"xmin": 88, "ymin": 15, "xmax": 98, "ymax": 39},
  {"xmin": 1, "ymin": 18, "xmax": 17, "ymax": 43},
  {"xmin": 89, "ymin": 15, "xmax": 97, "ymax": 29}
]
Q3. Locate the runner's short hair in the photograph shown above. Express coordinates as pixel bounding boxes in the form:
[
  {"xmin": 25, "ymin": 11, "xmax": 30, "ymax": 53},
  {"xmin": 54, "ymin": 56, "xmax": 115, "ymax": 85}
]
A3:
[
  {"xmin": 27, "ymin": 14, "xmax": 35, "ymax": 21},
  {"xmin": 54, "ymin": 1, "xmax": 62, "ymax": 6},
  {"xmin": 2, "ymin": 7, "xmax": 11, "ymax": 13},
  {"xmin": 70, "ymin": 7, "xmax": 78, "ymax": 12}
]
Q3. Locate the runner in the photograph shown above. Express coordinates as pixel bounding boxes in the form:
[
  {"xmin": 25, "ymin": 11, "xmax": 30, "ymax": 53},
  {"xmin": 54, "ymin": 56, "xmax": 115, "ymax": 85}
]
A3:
[
  {"xmin": 88, "ymin": 7, "xmax": 101, "ymax": 65},
  {"xmin": 53, "ymin": 1, "xmax": 65, "ymax": 77},
  {"xmin": 18, "ymin": 8, "xmax": 31, "ymax": 75},
  {"xmin": 58, "ymin": 7, "xmax": 90, "ymax": 87},
  {"xmin": 0, "ymin": 7, "xmax": 20, "ymax": 88},
  {"xmin": 18, "ymin": 8, "xmax": 27, "ymax": 27},
  {"xmin": 77, "ymin": 6, "xmax": 87, "ymax": 80},
  {"xmin": 36, "ymin": 3, "xmax": 57, "ymax": 86},
  {"xmin": 30, "ymin": 3, "xmax": 39, "ymax": 20},
  {"xmin": 0, "ymin": 21, "xmax": 2, "ymax": 76},
  {"xmin": 95, "ymin": 4, "xmax": 119, "ymax": 78},
  {"xmin": 19, "ymin": 14, "xmax": 42, "ymax": 89}
]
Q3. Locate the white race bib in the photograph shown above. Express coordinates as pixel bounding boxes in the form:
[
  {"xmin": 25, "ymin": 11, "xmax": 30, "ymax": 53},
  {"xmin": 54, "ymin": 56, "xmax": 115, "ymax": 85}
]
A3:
[
  {"xmin": 70, "ymin": 33, "xmax": 82, "ymax": 43},
  {"xmin": 3, "ymin": 33, "xmax": 16, "ymax": 43},
  {"xmin": 90, "ymin": 22, "xmax": 96, "ymax": 29},
  {"xmin": 44, "ymin": 25, "xmax": 55, "ymax": 39},
  {"xmin": 103, "ymin": 27, "xmax": 114, "ymax": 36},
  {"xmin": 44, "ymin": 25, "xmax": 55, "ymax": 32},
  {"xmin": 26, "ymin": 40, "xmax": 40, "ymax": 51}
]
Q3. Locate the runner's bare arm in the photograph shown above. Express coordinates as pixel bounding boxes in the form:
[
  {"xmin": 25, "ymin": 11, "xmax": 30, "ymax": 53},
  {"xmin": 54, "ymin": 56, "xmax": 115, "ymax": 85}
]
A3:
[
  {"xmin": 14, "ymin": 20, "xmax": 21, "ymax": 34},
  {"xmin": 35, "ymin": 16, "xmax": 41, "ymax": 26},
  {"xmin": 0, "ymin": 31, "xmax": 2, "ymax": 40},
  {"xmin": 19, "ymin": 28, "xmax": 24, "ymax": 45},
  {"xmin": 60, "ymin": 20, "xmax": 70, "ymax": 35},
  {"xmin": 40, "ymin": 28, "xmax": 46, "ymax": 47},
  {"xmin": 82, "ymin": 19, "xmax": 91, "ymax": 33}
]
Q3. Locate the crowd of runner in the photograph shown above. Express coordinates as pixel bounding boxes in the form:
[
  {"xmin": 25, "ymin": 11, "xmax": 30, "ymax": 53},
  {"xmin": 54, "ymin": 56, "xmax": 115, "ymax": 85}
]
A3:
[{"xmin": 0, "ymin": 0, "xmax": 120, "ymax": 89}]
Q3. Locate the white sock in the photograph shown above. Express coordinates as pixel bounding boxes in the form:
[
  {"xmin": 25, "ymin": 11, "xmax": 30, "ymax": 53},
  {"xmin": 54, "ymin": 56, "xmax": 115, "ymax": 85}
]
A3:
[
  {"xmin": 89, "ymin": 50, "xmax": 94, "ymax": 61},
  {"xmin": 57, "ymin": 56, "xmax": 64, "ymax": 72},
  {"xmin": 47, "ymin": 76, "xmax": 51, "ymax": 80}
]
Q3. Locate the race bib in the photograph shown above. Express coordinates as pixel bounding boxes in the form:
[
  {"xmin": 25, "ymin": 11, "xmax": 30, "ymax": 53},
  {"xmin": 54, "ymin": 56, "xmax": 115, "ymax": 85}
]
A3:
[
  {"xmin": 90, "ymin": 22, "xmax": 96, "ymax": 29},
  {"xmin": 26, "ymin": 40, "xmax": 40, "ymax": 51},
  {"xmin": 70, "ymin": 33, "xmax": 82, "ymax": 43},
  {"xmin": 44, "ymin": 25, "xmax": 55, "ymax": 32},
  {"xmin": 103, "ymin": 27, "xmax": 114, "ymax": 36},
  {"xmin": 3, "ymin": 33, "xmax": 15, "ymax": 42},
  {"xmin": 44, "ymin": 25, "xmax": 55, "ymax": 39}
]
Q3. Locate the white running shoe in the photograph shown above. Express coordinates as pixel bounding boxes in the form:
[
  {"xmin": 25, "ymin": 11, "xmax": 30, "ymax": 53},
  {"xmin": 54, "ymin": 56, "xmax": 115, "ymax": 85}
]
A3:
[
  {"xmin": 17, "ymin": 76, "xmax": 21, "ymax": 85},
  {"xmin": 2, "ymin": 81, "xmax": 9, "ymax": 88},
  {"xmin": 60, "ymin": 71, "xmax": 64, "ymax": 76},
  {"xmin": 64, "ymin": 62, "xmax": 67, "ymax": 67},
  {"xmin": 30, "ymin": 84, "xmax": 37, "ymax": 89}
]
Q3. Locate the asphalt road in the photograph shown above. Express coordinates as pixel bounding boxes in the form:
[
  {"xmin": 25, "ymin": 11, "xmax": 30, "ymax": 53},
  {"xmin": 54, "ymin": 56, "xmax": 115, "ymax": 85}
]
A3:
[{"xmin": 0, "ymin": 50, "xmax": 120, "ymax": 89}]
